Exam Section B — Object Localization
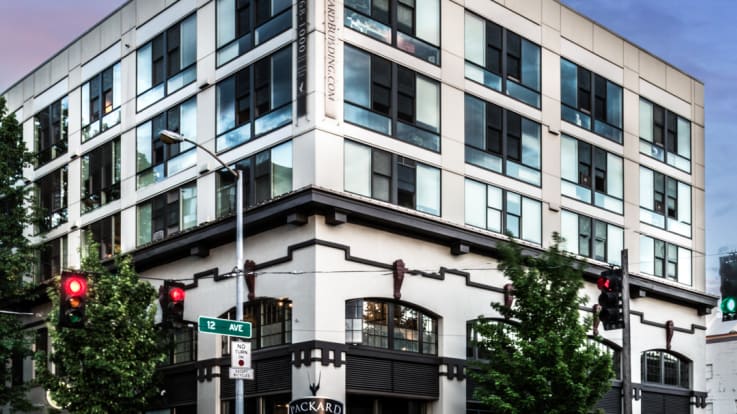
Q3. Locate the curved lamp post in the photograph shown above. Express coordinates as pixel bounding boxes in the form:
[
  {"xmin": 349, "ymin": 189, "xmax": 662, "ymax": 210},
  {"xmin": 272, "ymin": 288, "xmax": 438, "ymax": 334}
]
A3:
[{"xmin": 159, "ymin": 130, "xmax": 246, "ymax": 414}]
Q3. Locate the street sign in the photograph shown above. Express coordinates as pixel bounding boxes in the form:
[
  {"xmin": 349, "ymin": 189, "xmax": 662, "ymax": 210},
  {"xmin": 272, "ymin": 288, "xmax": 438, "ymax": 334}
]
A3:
[
  {"xmin": 231, "ymin": 341, "xmax": 251, "ymax": 368},
  {"xmin": 229, "ymin": 367, "xmax": 254, "ymax": 380},
  {"xmin": 198, "ymin": 316, "xmax": 252, "ymax": 338}
]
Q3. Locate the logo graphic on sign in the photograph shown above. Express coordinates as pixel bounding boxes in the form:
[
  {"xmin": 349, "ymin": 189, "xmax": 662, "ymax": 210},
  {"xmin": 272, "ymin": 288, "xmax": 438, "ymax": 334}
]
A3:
[{"xmin": 288, "ymin": 397, "xmax": 344, "ymax": 414}]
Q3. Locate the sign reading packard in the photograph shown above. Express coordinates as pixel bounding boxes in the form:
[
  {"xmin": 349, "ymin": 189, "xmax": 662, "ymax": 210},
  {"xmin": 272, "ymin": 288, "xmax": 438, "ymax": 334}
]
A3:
[{"xmin": 288, "ymin": 397, "xmax": 344, "ymax": 414}]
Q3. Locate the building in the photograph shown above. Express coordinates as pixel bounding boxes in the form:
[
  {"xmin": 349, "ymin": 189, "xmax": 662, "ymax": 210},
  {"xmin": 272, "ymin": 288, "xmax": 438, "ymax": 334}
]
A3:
[{"xmin": 2, "ymin": 0, "xmax": 716, "ymax": 412}]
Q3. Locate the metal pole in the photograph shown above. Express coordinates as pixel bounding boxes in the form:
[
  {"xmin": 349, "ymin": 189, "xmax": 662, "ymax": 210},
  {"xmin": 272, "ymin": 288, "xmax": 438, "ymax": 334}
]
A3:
[
  {"xmin": 235, "ymin": 170, "xmax": 245, "ymax": 414},
  {"xmin": 621, "ymin": 249, "xmax": 632, "ymax": 414}
]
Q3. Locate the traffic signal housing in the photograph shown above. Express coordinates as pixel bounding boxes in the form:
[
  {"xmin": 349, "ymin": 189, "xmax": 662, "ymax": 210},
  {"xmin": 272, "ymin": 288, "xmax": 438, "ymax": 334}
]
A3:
[
  {"xmin": 59, "ymin": 271, "xmax": 88, "ymax": 328},
  {"xmin": 720, "ymin": 254, "xmax": 737, "ymax": 321},
  {"xmin": 160, "ymin": 281, "xmax": 186, "ymax": 325},
  {"xmin": 597, "ymin": 269, "xmax": 624, "ymax": 330}
]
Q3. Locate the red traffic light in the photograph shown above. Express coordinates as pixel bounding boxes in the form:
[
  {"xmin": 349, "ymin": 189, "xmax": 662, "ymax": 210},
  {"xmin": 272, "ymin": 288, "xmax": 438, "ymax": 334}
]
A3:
[
  {"xmin": 63, "ymin": 275, "xmax": 87, "ymax": 296},
  {"xmin": 168, "ymin": 287, "xmax": 185, "ymax": 303},
  {"xmin": 597, "ymin": 276, "xmax": 611, "ymax": 291}
]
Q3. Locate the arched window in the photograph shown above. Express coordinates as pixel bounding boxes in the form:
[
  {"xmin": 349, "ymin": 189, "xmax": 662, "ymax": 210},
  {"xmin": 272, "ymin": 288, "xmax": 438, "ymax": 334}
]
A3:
[
  {"xmin": 345, "ymin": 299, "xmax": 437, "ymax": 355},
  {"xmin": 587, "ymin": 337, "xmax": 621, "ymax": 380},
  {"xmin": 219, "ymin": 298, "xmax": 292, "ymax": 351},
  {"xmin": 641, "ymin": 350, "xmax": 690, "ymax": 388}
]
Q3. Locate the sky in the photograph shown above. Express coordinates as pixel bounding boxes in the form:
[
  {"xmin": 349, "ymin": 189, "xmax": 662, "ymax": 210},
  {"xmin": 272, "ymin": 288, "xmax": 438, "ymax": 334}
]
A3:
[{"xmin": 0, "ymin": 1, "xmax": 734, "ymax": 294}]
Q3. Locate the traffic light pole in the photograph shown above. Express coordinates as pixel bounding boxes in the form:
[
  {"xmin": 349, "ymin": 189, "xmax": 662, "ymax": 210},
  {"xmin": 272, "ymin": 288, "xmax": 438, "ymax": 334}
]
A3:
[
  {"xmin": 235, "ymin": 170, "xmax": 245, "ymax": 414},
  {"xmin": 621, "ymin": 249, "xmax": 632, "ymax": 414}
]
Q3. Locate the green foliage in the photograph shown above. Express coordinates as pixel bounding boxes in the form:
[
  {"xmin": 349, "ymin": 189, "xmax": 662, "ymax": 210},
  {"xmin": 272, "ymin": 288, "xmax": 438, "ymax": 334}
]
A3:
[
  {"xmin": 36, "ymin": 244, "xmax": 166, "ymax": 414},
  {"xmin": 0, "ymin": 96, "xmax": 37, "ymax": 410},
  {"xmin": 469, "ymin": 235, "xmax": 614, "ymax": 414}
]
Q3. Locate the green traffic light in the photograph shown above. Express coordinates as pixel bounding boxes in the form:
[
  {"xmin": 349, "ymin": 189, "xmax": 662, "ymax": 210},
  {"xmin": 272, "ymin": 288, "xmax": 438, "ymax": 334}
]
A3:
[{"xmin": 722, "ymin": 297, "xmax": 737, "ymax": 314}]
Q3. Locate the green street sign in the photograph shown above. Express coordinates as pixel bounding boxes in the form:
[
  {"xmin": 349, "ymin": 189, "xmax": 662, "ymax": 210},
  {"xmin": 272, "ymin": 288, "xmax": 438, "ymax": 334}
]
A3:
[{"xmin": 198, "ymin": 316, "xmax": 252, "ymax": 338}]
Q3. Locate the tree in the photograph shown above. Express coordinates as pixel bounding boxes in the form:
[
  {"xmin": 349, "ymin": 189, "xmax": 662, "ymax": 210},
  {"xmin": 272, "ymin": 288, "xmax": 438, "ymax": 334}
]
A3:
[
  {"xmin": 0, "ymin": 96, "xmax": 36, "ymax": 411},
  {"xmin": 36, "ymin": 245, "xmax": 166, "ymax": 414},
  {"xmin": 469, "ymin": 235, "xmax": 614, "ymax": 414}
]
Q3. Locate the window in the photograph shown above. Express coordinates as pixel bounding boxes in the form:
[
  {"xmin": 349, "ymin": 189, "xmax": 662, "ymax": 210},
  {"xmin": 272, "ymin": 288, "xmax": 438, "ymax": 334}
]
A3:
[
  {"xmin": 561, "ymin": 59, "xmax": 622, "ymax": 143},
  {"xmin": 216, "ymin": 46, "xmax": 292, "ymax": 152},
  {"xmin": 216, "ymin": 141, "xmax": 293, "ymax": 217},
  {"xmin": 464, "ymin": 12, "xmax": 541, "ymax": 107},
  {"xmin": 561, "ymin": 135, "xmax": 623, "ymax": 214},
  {"xmin": 344, "ymin": 45, "xmax": 440, "ymax": 152},
  {"xmin": 345, "ymin": 299, "xmax": 437, "ymax": 355},
  {"xmin": 37, "ymin": 236, "xmax": 67, "ymax": 282},
  {"xmin": 640, "ymin": 235, "xmax": 692, "ymax": 285},
  {"xmin": 344, "ymin": 141, "xmax": 441, "ymax": 216},
  {"xmin": 344, "ymin": 0, "xmax": 440, "ymax": 64},
  {"xmin": 162, "ymin": 327, "xmax": 197, "ymax": 365},
  {"xmin": 465, "ymin": 94, "xmax": 541, "ymax": 185},
  {"xmin": 136, "ymin": 98, "xmax": 197, "ymax": 188},
  {"xmin": 560, "ymin": 210, "xmax": 622, "ymax": 265},
  {"xmin": 36, "ymin": 166, "xmax": 67, "ymax": 233},
  {"xmin": 136, "ymin": 14, "xmax": 197, "ymax": 110},
  {"xmin": 216, "ymin": 0, "xmax": 292, "ymax": 66},
  {"xmin": 639, "ymin": 166, "xmax": 691, "ymax": 237},
  {"xmin": 137, "ymin": 183, "xmax": 197, "ymax": 246},
  {"xmin": 642, "ymin": 350, "xmax": 690, "ymax": 388},
  {"xmin": 81, "ymin": 138, "xmax": 120, "ymax": 213},
  {"xmin": 81, "ymin": 62, "xmax": 121, "ymax": 140},
  {"xmin": 34, "ymin": 96, "xmax": 68, "ymax": 166},
  {"xmin": 82, "ymin": 214, "xmax": 120, "ymax": 260},
  {"xmin": 465, "ymin": 178, "xmax": 541, "ymax": 245},
  {"xmin": 220, "ymin": 299, "xmax": 292, "ymax": 351},
  {"xmin": 640, "ymin": 98, "xmax": 691, "ymax": 172}
]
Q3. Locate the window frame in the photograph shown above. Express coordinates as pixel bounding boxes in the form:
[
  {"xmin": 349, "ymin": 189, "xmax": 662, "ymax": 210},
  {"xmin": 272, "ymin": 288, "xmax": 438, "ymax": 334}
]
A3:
[
  {"xmin": 464, "ymin": 177, "xmax": 542, "ymax": 245},
  {"xmin": 560, "ymin": 210, "xmax": 623, "ymax": 266},
  {"xmin": 81, "ymin": 62, "xmax": 122, "ymax": 141},
  {"xmin": 639, "ymin": 98, "xmax": 692, "ymax": 173},
  {"xmin": 464, "ymin": 93, "xmax": 541, "ymax": 186},
  {"xmin": 560, "ymin": 58, "xmax": 623, "ymax": 143},
  {"xmin": 35, "ymin": 166, "xmax": 68, "ymax": 233},
  {"xmin": 464, "ymin": 11, "xmax": 541, "ymax": 108},
  {"xmin": 36, "ymin": 236, "xmax": 67, "ymax": 282},
  {"xmin": 639, "ymin": 166, "xmax": 691, "ymax": 237},
  {"xmin": 33, "ymin": 96, "xmax": 68, "ymax": 167},
  {"xmin": 215, "ymin": 0, "xmax": 293, "ymax": 66},
  {"xmin": 220, "ymin": 298, "xmax": 292, "ymax": 352},
  {"xmin": 344, "ymin": 140, "xmax": 441, "ymax": 216},
  {"xmin": 216, "ymin": 46, "xmax": 293, "ymax": 153},
  {"xmin": 343, "ymin": 45, "xmax": 441, "ymax": 152},
  {"xmin": 82, "ymin": 213, "xmax": 121, "ymax": 260},
  {"xmin": 561, "ymin": 135, "xmax": 624, "ymax": 214},
  {"xmin": 641, "ymin": 350, "xmax": 690, "ymax": 389},
  {"xmin": 81, "ymin": 138, "xmax": 121, "ymax": 213},
  {"xmin": 136, "ymin": 14, "xmax": 197, "ymax": 110},
  {"xmin": 345, "ymin": 298, "xmax": 438, "ymax": 356},
  {"xmin": 639, "ymin": 235, "xmax": 692, "ymax": 285},
  {"xmin": 136, "ymin": 183, "xmax": 197, "ymax": 246},
  {"xmin": 344, "ymin": 0, "xmax": 440, "ymax": 65}
]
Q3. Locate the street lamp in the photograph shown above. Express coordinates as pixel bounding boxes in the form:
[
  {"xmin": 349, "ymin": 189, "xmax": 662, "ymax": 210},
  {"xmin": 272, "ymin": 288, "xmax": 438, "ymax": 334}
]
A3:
[{"xmin": 159, "ymin": 129, "xmax": 246, "ymax": 414}]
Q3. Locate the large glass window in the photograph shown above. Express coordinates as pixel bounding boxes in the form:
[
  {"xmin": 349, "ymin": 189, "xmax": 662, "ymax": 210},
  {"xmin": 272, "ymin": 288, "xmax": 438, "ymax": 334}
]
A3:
[
  {"xmin": 216, "ymin": 0, "xmax": 292, "ymax": 66},
  {"xmin": 216, "ymin": 141, "xmax": 293, "ymax": 217},
  {"xmin": 216, "ymin": 46, "xmax": 292, "ymax": 152},
  {"xmin": 641, "ymin": 350, "xmax": 690, "ymax": 388},
  {"xmin": 34, "ymin": 96, "xmax": 68, "ymax": 166},
  {"xmin": 344, "ymin": 45, "xmax": 440, "ymax": 152},
  {"xmin": 136, "ymin": 14, "xmax": 197, "ymax": 110},
  {"xmin": 561, "ymin": 59, "xmax": 623, "ymax": 143},
  {"xmin": 345, "ymin": 299, "xmax": 437, "ymax": 355},
  {"xmin": 36, "ymin": 166, "xmax": 67, "ymax": 233},
  {"xmin": 464, "ymin": 178, "xmax": 541, "ymax": 245},
  {"xmin": 639, "ymin": 166, "xmax": 691, "ymax": 237},
  {"xmin": 464, "ymin": 12, "xmax": 541, "ymax": 108},
  {"xmin": 465, "ymin": 94, "xmax": 541, "ymax": 185},
  {"xmin": 82, "ymin": 62, "xmax": 121, "ymax": 140},
  {"xmin": 345, "ymin": 0, "xmax": 440, "ymax": 64},
  {"xmin": 136, "ymin": 98, "xmax": 197, "ymax": 188},
  {"xmin": 82, "ymin": 214, "xmax": 120, "ymax": 260},
  {"xmin": 161, "ymin": 327, "xmax": 197, "ymax": 365},
  {"xmin": 137, "ymin": 183, "xmax": 197, "ymax": 246},
  {"xmin": 344, "ymin": 140, "xmax": 441, "ymax": 216},
  {"xmin": 561, "ymin": 135, "xmax": 623, "ymax": 214},
  {"xmin": 220, "ymin": 299, "xmax": 292, "ymax": 351},
  {"xmin": 81, "ymin": 138, "xmax": 120, "ymax": 213},
  {"xmin": 560, "ymin": 210, "xmax": 622, "ymax": 265},
  {"xmin": 640, "ymin": 98, "xmax": 691, "ymax": 172},
  {"xmin": 639, "ymin": 235, "xmax": 692, "ymax": 285},
  {"xmin": 37, "ymin": 236, "xmax": 67, "ymax": 282}
]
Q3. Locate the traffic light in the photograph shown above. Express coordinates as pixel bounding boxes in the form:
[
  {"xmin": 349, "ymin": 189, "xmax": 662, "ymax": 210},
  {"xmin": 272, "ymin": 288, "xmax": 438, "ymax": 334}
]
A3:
[
  {"xmin": 59, "ymin": 271, "xmax": 88, "ymax": 328},
  {"xmin": 160, "ymin": 281, "xmax": 186, "ymax": 325},
  {"xmin": 720, "ymin": 254, "xmax": 737, "ymax": 321},
  {"xmin": 597, "ymin": 269, "xmax": 624, "ymax": 330}
]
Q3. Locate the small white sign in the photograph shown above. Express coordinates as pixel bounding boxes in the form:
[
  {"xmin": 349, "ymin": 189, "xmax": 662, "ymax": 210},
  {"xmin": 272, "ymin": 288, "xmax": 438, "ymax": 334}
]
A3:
[
  {"xmin": 231, "ymin": 341, "xmax": 251, "ymax": 368},
  {"xmin": 229, "ymin": 367, "xmax": 255, "ymax": 380}
]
